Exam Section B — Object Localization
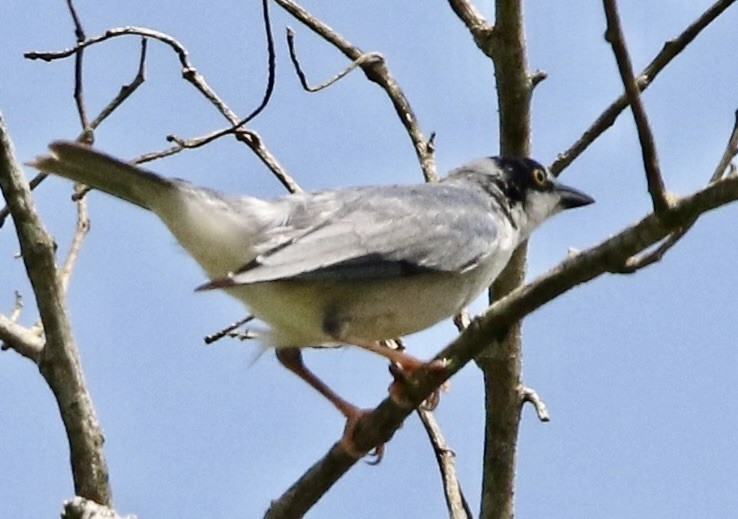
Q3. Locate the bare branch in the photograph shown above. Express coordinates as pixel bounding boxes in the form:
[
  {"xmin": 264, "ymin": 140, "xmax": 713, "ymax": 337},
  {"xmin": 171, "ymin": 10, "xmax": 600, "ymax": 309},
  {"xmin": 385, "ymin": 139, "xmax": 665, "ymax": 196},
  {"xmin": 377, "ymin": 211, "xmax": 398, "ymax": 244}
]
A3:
[
  {"xmin": 10, "ymin": 291, "xmax": 23, "ymax": 321},
  {"xmin": 134, "ymin": 128, "xmax": 302, "ymax": 194},
  {"xmin": 521, "ymin": 386, "xmax": 550, "ymax": 422},
  {"xmin": 1, "ymin": 37, "xmax": 149, "ymax": 224},
  {"xmin": 551, "ymin": 0, "xmax": 737, "ymax": 176},
  {"xmin": 529, "ymin": 69, "xmax": 548, "ymax": 90},
  {"xmin": 66, "ymin": 0, "xmax": 90, "ymax": 132},
  {"xmin": 287, "ymin": 27, "xmax": 383, "ymax": 92},
  {"xmin": 0, "ymin": 112, "xmax": 111, "ymax": 503},
  {"xmin": 58, "ymin": 185, "xmax": 90, "ymax": 293},
  {"xmin": 610, "ymin": 220, "xmax": 694, "ymax": 274},
  {"xmin": 711, "ymin": 109, "xmax": 738, "ymax": 182},
  {"xmin": 447, "ymin": 0, "xmax": 500, "ymax": 65},
  {"xmin": 273, "ymin": 0, "xmax": 438, "ymax": 182},
  {"xmin": 204, "ymin": 315, "xmax": 254, "ymax": 345},
  {"xmin": 417, "ymin": 408, "xmax": 473, "ymax": 519},
  {"xmin": 448, "ymin": 0, "xmax": 490, "ymax": 32},
  {"xmin": 88, "ymin": 37, "xmax": 148, "ymax": 132},
  {"xmin": 25, "ymin": 26, "xmax": 236, "ymax": 115},
  {"xmin": 0, "ymin": 314, "xmax": 43, "ymax": 362},
  {"xmin": 603, "ymin": 0, "xmax": 670, "ymax": 213},
  {"xmin": 267, "ymin": 169, "xmax": 738, "ymax": 515},
  {"xmin": 24, "ymin": 14, "xmax": 299, "ymax": 192}
]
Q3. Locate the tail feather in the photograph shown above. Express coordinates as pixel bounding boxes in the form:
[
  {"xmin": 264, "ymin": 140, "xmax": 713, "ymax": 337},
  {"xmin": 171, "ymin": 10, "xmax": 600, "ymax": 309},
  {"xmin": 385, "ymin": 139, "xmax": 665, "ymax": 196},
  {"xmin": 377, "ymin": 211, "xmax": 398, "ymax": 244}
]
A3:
[{"xmin": 30, "ymin": 141, "xmax": 175, "ymax": 211}]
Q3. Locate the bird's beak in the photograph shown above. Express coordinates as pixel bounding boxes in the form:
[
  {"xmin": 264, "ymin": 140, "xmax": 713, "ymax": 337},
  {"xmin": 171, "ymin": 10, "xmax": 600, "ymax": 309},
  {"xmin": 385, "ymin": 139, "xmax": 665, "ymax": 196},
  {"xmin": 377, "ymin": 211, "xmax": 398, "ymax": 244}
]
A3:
[{"xmin": 555, "ymin": 182, "xmax": 595, "ymax": 209}]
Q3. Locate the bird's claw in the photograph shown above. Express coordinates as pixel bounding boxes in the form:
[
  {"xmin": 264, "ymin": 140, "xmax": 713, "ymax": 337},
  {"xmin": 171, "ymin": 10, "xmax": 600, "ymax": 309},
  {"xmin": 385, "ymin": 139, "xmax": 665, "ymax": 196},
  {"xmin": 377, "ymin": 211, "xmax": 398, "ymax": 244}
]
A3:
[
  {"xmin": 338, "ymin": 407, "xmax": 386, "ymax": 464},
  {"xmin": 388, "ymin": 358, "xmax": 449, "ymax": 409}
]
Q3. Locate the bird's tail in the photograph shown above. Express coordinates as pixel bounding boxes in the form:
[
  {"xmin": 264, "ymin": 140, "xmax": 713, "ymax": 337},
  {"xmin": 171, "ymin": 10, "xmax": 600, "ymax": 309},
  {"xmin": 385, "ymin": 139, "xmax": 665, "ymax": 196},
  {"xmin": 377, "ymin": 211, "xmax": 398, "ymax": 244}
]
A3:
[{"xmin": 29, "ymin": 141, "xmax": 175, "ymax": 211}]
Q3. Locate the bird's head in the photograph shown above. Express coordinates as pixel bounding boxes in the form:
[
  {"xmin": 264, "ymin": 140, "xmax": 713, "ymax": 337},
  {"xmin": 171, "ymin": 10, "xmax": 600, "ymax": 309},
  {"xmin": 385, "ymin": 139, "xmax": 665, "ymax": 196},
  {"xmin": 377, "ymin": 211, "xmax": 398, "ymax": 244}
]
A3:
[{"xmin": 445, "ymin": 156, "xmax": 594, "ymax": 238}]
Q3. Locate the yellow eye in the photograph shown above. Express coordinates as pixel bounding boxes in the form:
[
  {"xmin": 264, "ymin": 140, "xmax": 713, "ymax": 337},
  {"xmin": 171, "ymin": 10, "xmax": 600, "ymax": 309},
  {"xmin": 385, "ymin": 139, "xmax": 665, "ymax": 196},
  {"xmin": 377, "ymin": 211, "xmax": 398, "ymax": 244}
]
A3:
[{"xmin": 533, "ymin": 168, "xmax": 547, "ymax": 187}]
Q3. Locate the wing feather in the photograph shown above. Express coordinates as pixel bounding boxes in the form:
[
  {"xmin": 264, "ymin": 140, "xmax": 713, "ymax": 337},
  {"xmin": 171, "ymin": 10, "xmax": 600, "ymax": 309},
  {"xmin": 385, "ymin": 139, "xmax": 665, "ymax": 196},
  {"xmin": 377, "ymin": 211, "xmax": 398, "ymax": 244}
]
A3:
[{"xmin": 199, "ymin": 182, "xmax": 499, "ymax": 289}]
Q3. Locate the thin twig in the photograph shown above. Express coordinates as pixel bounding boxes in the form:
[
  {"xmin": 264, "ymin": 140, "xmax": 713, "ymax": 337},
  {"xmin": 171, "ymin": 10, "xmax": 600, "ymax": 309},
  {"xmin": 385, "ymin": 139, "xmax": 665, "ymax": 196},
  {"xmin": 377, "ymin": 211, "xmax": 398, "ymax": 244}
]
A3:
[
  {"xmin": 520, "ymin": 386, "xmax": 550, "ymax": 422},
  {"xmin": 711, "ymin": 109, "xmax": 738, "ymax": 182},
  {"xmin": 603, "ymin": 0, "xmax": 669, "ymax": 214},
  {"xmin": 134, "ymin": 128, "xmax": 302, "ymax": 194},
  {"xmin": 10, "ymin": 291, "xmax": 23, "ymax": 321},
  {"xmin": 204, "ymin": 315, "xmax": 254, "ymax": 344},
  {"xmin": 26, "ymin": 27, "xmax": 236, "ymax": 119},
  {"xmin": 23, "ymin": 10, "xmax": 299, "ymax": 192},
  {"xmin": 529, "ymin": 69, "xmax": 548, "ymax": 90},
  {"xmin": 613, "ymin": 107, "xmax": 738, "ymax": 273},
  {"xmin": 551, "ymin": 0, "xmax": 737, "ymax": 177},
  {"xmin": 66, "ymin": 0, "xmax": 89, "ymax": 132},
  {"xmin": 417, "ymin": 408, "xmax": 473, "ymax": 519},
  {"xmin": 58, "ymin": 185, "xmax": 90, "ymax": 293},
  {"xmin": 287, "ymin": 27, "xmax": 383, "ymax": 92},
  {"xmin": 0, "ymin": 37, "xmax": 149, "ymax": 224},
  {"xmin": 165, "ymin": 0, "xmax": 277, "ymax": 141},
  {"xmin": 273, "ymin": 0, "xmax": 438, "ymax": 182},
  {"xmin": 89, "ymin": 37, "xmax": 148, "ymax": 132},
  {"xmin": 610, "ymin": 221, "xmax": 695, "ymax": 274}
]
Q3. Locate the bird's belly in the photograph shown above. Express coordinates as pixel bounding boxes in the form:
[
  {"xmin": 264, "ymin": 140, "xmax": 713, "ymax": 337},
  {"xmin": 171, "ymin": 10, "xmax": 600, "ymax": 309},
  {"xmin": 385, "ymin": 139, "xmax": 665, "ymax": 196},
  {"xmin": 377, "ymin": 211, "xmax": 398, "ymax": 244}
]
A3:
[{"xmin": 226, "ymin": 271, "xmax": 485, "ymax": 348}]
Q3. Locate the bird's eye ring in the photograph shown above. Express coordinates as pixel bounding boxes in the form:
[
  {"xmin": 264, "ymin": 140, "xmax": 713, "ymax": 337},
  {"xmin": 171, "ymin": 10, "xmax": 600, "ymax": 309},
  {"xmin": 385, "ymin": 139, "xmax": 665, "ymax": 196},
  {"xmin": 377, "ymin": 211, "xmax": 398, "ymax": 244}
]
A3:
[{"xmin": 532, "ymin": 168, "xmax": 547, "ymax": 187}]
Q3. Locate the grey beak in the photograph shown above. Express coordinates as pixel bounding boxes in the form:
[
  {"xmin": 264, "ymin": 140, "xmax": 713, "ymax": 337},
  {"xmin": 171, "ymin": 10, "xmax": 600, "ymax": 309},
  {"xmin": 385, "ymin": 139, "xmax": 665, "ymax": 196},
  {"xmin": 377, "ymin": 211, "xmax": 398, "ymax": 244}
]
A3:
[{"xmin": 555, "ymin": 182, "xmax": 595, "ymax": 209}]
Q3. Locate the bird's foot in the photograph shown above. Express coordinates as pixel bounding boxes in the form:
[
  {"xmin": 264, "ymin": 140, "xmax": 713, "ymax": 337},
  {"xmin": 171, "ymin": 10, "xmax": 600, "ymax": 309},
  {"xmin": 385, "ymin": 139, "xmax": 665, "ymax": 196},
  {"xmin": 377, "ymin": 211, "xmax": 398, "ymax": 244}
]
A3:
[
  {"xmin": 387, "ymin": 358, "xmax": 449, "ymax": 410},
  {"xmin": 339, "ymin": 406, "xmax": 385, "ymax": 464}
]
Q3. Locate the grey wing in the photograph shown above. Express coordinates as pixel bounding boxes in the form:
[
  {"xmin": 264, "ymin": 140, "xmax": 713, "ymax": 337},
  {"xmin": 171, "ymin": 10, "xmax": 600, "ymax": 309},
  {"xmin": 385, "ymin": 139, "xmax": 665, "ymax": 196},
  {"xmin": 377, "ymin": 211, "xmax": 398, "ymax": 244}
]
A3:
[{"xmin": 199, "ymin": 184, "xmax": 500, "ymax": 288}]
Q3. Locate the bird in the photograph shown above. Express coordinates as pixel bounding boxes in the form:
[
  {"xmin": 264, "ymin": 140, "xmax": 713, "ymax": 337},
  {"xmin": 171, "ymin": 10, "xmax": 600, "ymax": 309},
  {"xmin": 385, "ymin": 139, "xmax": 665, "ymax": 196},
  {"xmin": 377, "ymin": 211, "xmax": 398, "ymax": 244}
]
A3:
[{"xmin": 31, "ymin": 141, "xmax": 594, "ymax": 457}]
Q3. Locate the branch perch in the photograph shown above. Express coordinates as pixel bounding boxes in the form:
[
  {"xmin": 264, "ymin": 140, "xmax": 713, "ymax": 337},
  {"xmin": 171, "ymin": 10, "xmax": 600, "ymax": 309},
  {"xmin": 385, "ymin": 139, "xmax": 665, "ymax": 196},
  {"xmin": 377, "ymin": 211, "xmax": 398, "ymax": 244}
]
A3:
[{"xmin": 266, "ymin": 166, "xmax": 738, "ymax": 517}]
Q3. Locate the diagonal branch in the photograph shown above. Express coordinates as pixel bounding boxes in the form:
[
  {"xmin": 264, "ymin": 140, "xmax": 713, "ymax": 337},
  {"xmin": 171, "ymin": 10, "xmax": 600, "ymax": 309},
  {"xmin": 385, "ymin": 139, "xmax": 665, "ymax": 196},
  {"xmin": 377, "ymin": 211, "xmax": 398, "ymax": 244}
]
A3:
[
  {"xmin": 603, "ymin": 0, "xmax": 669, "ymax": 213},
  {"xmin": 448, "ymin": 0, "xmax": 490, "ymax": 32},
  {"xmin": 272, "ymin": 0, "xmax": 438, "ymax": 182},
  {"xmin": 417, "ymin": 409, "xmax": 473, "ymax": 519},
  {"xmin": 0, "ymin": 112, "xmax": 111, "ymax": 505},
  {"xmin": 711, "ymin": 109, "xmax": 738, "ymax": 182},
  {"xmin": 265, "ymin": 168, "xmax": 738, "ymax": 517},
  {"xmin": 58, "ymin": 184, "xmax": 90, "ymax": 292},
  {"xmin": 551, "ymin": 0, "xmax": 737, "ymax": 177}
]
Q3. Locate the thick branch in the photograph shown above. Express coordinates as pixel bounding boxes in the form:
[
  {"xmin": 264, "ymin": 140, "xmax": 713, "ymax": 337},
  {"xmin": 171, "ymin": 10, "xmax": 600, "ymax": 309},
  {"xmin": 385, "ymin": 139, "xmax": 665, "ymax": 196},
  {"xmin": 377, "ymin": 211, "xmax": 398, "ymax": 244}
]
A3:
[
  {"xmin": 267, "ymin": 170, "xmax": 738, "ymax": 517},
  {"xmin": 603, "ymin": 0, "xmax": 669, "ymax": 213},
  {"xmin": 0, "ymin": 112, "xmax": 111, "ymax": 504}
]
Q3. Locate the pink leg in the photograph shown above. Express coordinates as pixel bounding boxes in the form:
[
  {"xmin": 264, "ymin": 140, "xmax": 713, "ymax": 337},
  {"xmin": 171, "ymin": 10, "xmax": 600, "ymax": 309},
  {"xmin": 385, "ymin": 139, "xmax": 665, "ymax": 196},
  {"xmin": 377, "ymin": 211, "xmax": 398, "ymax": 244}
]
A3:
[{"xmin": 275, "ymin": 348, "xmax": 383, "ymax": 462}]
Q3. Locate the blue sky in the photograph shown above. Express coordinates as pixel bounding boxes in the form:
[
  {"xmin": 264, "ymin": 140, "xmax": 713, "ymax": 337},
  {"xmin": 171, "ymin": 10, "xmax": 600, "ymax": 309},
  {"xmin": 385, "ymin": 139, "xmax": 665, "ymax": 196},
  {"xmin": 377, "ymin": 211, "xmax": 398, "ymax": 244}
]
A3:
[{"xmin": 2, "ymin": 1, "xmax": 738, "ymax": 517}]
